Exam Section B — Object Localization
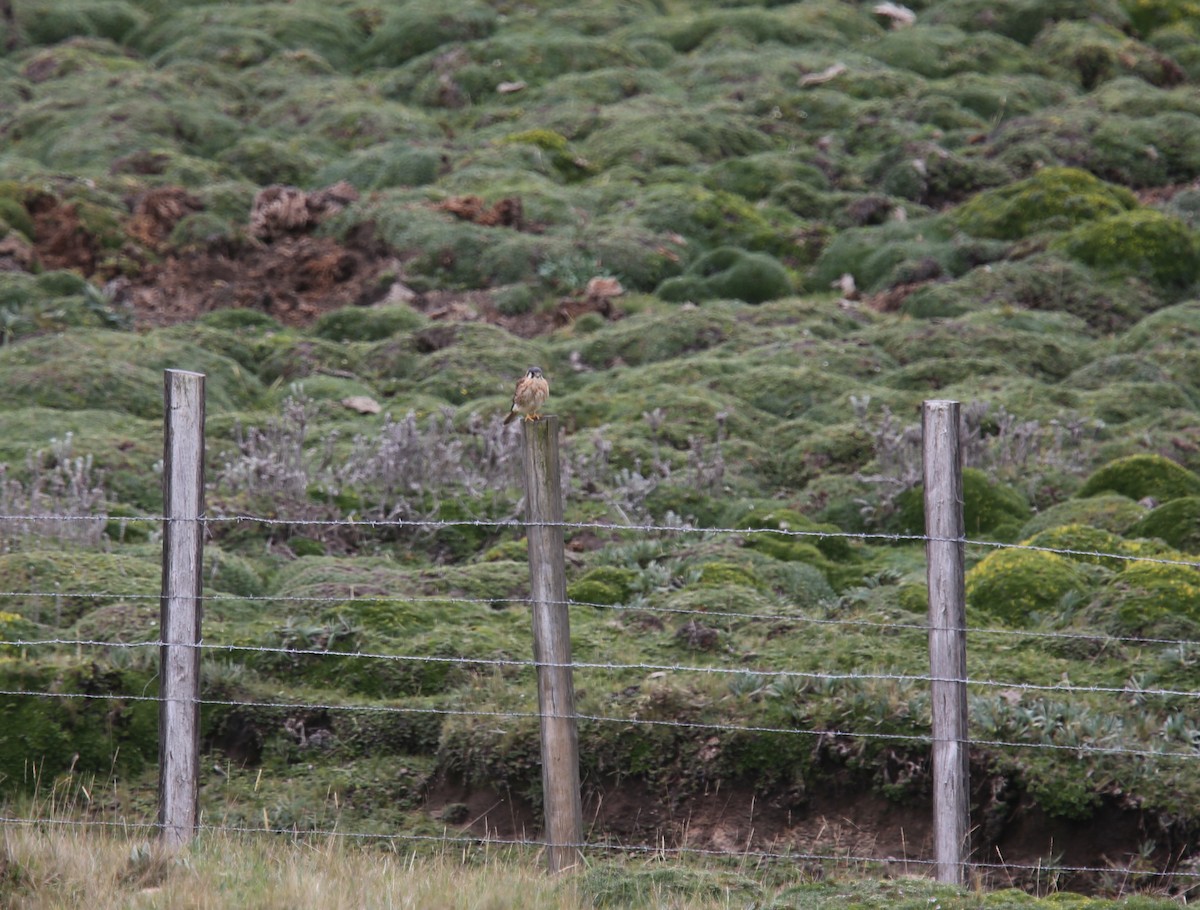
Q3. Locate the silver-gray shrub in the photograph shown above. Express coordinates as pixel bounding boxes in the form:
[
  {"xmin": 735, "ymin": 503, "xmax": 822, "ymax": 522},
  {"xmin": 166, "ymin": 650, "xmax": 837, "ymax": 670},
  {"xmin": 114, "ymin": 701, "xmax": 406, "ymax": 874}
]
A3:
[
  {"xmin": 212, "ymin": 393, "xmax": 725, "ymax": 533},
  {"xmin": 0, "ymin": 433, "xmax": 108, "ymax": 551},
  {"xmin": 855, "ymin": 397, "xmax": 1103, "ymax": 517}
]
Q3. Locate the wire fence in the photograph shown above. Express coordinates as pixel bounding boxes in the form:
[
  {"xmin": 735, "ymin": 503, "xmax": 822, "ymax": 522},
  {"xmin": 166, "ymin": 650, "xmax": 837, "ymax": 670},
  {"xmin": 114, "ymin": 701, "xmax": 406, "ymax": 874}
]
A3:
[
  {"xmin": 4, "ymin": 509, "xmax": 1200, "ymax": 886},
  {"xmin": 2, "ymin": 379, "xmax": 1200, "ymax": 897}
]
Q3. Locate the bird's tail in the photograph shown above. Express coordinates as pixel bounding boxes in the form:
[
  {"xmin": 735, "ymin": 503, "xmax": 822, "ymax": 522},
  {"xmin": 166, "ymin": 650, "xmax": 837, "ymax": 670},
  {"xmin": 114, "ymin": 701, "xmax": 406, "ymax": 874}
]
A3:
[{"xmin": 503, "ymin": 409, "xmax": 518, "ymax": 425}]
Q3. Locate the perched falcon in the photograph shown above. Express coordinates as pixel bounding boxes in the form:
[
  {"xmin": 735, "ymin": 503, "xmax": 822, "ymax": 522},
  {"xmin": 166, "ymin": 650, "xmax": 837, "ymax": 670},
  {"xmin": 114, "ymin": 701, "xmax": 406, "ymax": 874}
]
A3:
[{"xmin": 504, "ymin": 366, "xmax": 549, "ymax": 424}]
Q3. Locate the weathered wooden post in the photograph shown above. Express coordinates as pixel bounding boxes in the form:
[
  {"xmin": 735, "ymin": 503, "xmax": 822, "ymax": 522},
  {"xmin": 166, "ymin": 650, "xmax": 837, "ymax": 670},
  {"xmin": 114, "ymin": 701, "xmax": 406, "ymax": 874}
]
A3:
[
  {"xmin": 521, "ymin": 415, "xmax": 583, "ymax": 873},
  {"xmin": 923, "ymin": 399, "xmax": 970, "ymax": 885},
  {"xmin": 159, "ymin": 370, "xmax": 205, "ymax": 848}
]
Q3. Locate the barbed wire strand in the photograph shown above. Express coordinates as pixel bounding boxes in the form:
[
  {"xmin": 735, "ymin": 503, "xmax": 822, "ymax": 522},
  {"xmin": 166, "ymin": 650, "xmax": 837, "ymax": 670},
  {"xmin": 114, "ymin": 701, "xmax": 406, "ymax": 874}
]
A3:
[
  {"xmin": 7, "ymin": 636, "xmax": 1200, "ymax": 704},
  {"xmin": 1, "ymin": 814, "xmax": 1196, "ymax": 882},
  {"xmin": 4, "ymin": 588, "xmax": 1200, "ymax": 651},
  {"xmin": 4, "ymin": 511, "xmax": 1200, "ymax": 571},
  {"xmin": 1, "ymin": 686, "xmax": 1197, "ymax": 762}
]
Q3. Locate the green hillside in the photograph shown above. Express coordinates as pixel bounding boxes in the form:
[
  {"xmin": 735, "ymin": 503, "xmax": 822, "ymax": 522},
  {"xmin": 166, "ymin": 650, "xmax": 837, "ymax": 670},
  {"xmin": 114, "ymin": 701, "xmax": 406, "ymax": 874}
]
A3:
[{"xmin": 1, "ymin": 0, "xmax": 1199, "ymax": 899}]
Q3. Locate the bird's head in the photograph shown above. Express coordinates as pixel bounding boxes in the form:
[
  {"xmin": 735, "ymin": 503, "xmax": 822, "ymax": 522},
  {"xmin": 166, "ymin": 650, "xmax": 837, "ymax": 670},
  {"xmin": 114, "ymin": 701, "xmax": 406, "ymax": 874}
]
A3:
[{"xmin": 527, "ymin": 367, "xmax": 544, "ymax": 378}]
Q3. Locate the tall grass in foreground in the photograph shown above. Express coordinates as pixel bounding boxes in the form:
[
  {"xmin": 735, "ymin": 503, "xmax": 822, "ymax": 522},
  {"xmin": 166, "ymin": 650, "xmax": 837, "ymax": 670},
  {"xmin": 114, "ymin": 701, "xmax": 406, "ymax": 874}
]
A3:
[
  {"xmin": 0, "ymin": 825, "xmax": 1188, "ymax": 910},
  {"xmin": 2, "ymin": 826, "xmax": 596, "ymax": 910}
]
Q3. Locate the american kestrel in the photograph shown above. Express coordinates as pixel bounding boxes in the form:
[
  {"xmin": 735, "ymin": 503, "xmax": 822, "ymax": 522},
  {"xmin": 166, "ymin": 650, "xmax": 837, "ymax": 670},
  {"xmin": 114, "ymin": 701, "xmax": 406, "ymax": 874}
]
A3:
[{"xmin": 504, "ymin": 366, "xmax": 549, "ymax": 424}]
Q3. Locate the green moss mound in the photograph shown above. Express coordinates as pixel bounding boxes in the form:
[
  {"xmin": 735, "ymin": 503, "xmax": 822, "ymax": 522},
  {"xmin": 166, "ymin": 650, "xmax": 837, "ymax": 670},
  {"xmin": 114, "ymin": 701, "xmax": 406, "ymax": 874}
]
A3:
[
  {"xmin": 1034, "ymin": 20, "xmax": 1182, "ymax": 89},
  {"xmin": 1130, "ymin": 496, "xmax": 1200, "ymax": 552},
  {"xmin": 0, "ymin": 550, "xmax": 161, "ymax": 628},
  {"xmin": 928, "ymin": 0, "xmax": 1130, "ymax": 44},
  {"xmin": 808, "ymin": 217, "xmax": 1009, "ymax": 294},
  {"xmin": 1077, "ymin": 453, "xmax": 1200, "ymax": 503},
  {"xmin": 872, "ymin": 24, "xmax": 1046, "ymax": 78},
  {"xmin": 629, "ymin": 183, "xmax": 801, "ymax": 260},
  {"xmin": 896, "ymin": 255, "xmax": 1166, "ymax": 332},
  {"xmin": 1018, "ymin": 494, "xmax": 1148, "ymax": 537},
  {"xmin": 734, "ymin": 506, "xmax": 854, "ymax": 564},
  {"xmin": 0, "ymin": 330, "xmax": 265, "ymax": 418},
  {"xmin": 16, "ymin": 1, "xmax": 148, "ymax": 47},
  {"xmin": 1021, "ymin": 523, "xmax": 1137, "ymax": 569},
  {"xmin": 1116, "ymin": 301, "xmax": 1200, "ymax": 353},
  {"xmin": 966, "ymin": 548, "xmax": 1090, "ymax": 624},
  {"xmin": 573, "ymin": 305, "xmax": 737, "ymax": 369},
  {"xmin": 312, "ymin": 305, "xmax": 427, "ymax": 343},
  {"xmin": 1052, "ymin": 209, "xmax": 1200, "ymax": 289},
  {"xmin": 315, "ymin": 142, "xmax": 442, "ymax": 191},
  {"xmin": 656, "ymin": 247, "xmax": 792, "ymax": 305},
  {"xmin": 568, "ymin": 566, "xmax": 638, "ymax": 605},
  {"xmin": 954, "ymin": 167, "xmax": 1137, "ymax": 240},
  {"xmin": 135, "ymin": 4, "xmax": 365, "ymax": 70},
  {"xmin": 895, "ymin": 468, "xmax": 1030, "ymax": 540},
  {"xmin": 360, "ymin": 0, "xmax": 496, "ymax": 68},
  {"xmin": 1107, "ymin": 560, "xmax": 1200, "ymax": 633}
]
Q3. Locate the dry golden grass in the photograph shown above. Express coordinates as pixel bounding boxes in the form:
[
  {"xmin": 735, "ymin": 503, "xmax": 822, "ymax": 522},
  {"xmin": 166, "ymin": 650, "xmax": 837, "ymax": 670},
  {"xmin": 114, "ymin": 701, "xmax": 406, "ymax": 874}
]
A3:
[{"xmin": 0, "ymin": 824, "xmax": 755, "ymax": 910}]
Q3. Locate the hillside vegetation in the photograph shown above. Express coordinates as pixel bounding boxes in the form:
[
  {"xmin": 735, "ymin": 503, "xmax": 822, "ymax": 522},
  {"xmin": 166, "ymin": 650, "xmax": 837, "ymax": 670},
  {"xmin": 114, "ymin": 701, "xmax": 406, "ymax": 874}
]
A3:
[{"xmin": 1, "ymin": 0, "xmax": 1200, "ymax": 900}]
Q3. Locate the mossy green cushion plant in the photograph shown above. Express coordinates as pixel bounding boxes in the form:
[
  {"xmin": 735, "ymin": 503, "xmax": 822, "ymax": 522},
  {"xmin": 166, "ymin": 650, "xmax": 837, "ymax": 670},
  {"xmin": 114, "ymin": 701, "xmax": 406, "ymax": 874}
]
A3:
[
  {"xmin": 1052, "ymin": 209, "xmax": 1200, "ymax": 289},
  {"xmin": 953, "ymin": 166, "xmax": 1137, "ymax": 240},
  {"xmin": 568, "ymin": 566, "xmax": 638, "ymax": 605},
  {"xmin": 656, "ymin": 247, "xmax": 792, "ymax": 305},
  {"xmin": 1130, "ymin": 496, "xmax": 1200, "ymax": 552},
  {"xmin": 1017, "ymin": 493, "xmax": 1147, "ymax": 537},
  {"xmin": 966, "ymin": 548, "xmax": 1090, "ymax": 624},
  {"xmin": 1021, "ymin": 523, "xmax": 1135, "ymax": 569},
  {"xmin": 734, "ymin": 506, "xmax": 856, "ymax": 585},
  {"xmin": 1107, "ymin": 560, "xmax": 1200, "ymax": 633},
  {"xmin": 1077, "ymin": 453, "xmax": 1200, "ymax": 503}
]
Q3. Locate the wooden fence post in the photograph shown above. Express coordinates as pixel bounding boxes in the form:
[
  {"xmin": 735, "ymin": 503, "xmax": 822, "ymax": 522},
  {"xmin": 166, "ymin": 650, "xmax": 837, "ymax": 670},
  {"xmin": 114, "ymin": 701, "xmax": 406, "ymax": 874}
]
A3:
[
  {"xmin": 520, "ymin": 415, "xmax": 583, "ymax": 873},
  {"xmin": 159, "ymin": 370, "xmax": 206, "ymax": 848},
  {"xmin": 923, "ymin": 399, "xmax": 970, "ymax": 885}
]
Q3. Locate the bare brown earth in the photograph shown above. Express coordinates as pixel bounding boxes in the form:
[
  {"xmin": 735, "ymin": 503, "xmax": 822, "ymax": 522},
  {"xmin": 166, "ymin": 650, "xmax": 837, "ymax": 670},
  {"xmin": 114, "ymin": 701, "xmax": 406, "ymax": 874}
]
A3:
[
  {"xmin": 19, "ymin": 182, "xmax": 620, "ymax": 336},
  {"xmin": 425, "ymin": 766, "xmax": 1176, "ymax": 895}
]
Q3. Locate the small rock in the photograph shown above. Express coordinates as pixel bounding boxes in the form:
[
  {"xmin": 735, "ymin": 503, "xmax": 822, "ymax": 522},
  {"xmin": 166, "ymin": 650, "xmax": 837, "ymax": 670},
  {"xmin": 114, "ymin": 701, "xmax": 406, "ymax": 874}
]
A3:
[{"xmin": 342, "ymin": 396, "xmax": 382, "ymax": 414}]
